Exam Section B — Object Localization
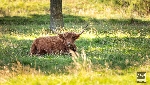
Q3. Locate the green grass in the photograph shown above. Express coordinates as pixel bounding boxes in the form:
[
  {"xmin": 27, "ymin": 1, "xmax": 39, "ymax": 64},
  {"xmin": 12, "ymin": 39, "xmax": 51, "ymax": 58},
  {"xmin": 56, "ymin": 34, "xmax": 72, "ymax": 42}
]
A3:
[
  {"xmin": 3, "ymin": 71, "xmax": 150, "ymax": 85},
  {"xmin": 0, "ymin": 0, "xmax": 150, "ymax": 85}
]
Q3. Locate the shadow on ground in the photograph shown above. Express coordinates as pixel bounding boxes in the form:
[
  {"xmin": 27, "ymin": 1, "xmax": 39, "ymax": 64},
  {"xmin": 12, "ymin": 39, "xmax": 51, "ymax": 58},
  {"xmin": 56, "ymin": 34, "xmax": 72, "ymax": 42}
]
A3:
[
  {"xmin": 0, "ymin": 14, "xmax": 149, "ymax": 25},
  {"xmin": 0, "ymin": 14, "xmax": 150, "ymax": 37}
]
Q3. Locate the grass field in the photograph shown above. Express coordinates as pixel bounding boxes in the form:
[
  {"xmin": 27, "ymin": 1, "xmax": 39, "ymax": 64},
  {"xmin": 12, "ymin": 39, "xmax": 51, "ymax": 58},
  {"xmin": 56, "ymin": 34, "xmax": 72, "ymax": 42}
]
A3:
[{"xmin": 0, "ymin": 0, "xmax": 150, "ymax": 85}]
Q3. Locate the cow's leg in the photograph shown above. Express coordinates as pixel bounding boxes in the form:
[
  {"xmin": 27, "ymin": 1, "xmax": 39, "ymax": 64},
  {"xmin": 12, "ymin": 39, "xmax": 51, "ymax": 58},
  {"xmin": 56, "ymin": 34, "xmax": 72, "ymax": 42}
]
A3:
[{"xmin": 37, "ymin": 49, "xmax": 47, "ymax": 55}]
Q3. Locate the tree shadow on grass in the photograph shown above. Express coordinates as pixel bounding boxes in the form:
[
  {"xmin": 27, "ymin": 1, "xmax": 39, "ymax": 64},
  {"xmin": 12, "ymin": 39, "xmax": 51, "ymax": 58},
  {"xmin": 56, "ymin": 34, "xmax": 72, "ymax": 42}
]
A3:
[
  {"xmin": 0, "ymin": 14, "xmax": 50, "ymax": 25},
  {"xmin": 0, "ymin": 14, "xmax": 149, "ymax": 25},
  {"xmin": 0, "ymin": 14, "xmax": 149, "ymax": 37},
  {"xmin": 64, "ymin": 15, "xmax": 150, "ymax": 26}
]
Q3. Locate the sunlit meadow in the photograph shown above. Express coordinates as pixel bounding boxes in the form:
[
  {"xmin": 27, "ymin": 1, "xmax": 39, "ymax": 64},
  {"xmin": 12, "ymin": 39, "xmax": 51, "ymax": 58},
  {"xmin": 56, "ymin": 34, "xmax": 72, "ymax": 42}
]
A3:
[{"xmin": 0, "ymin": 0, "xmax": 150, "ymax": 85}]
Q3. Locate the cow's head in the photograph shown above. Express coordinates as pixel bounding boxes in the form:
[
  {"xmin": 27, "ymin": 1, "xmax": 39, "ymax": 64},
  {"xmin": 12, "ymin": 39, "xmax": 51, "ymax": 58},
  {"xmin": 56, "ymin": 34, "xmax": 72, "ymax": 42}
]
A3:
[
  {"xmin": 51, "ymin": 24, "xmax": 88, "ymax": 51},
  {"xmin": 58, "ymin": 32, "xmax": 79, "ymax": 44}
]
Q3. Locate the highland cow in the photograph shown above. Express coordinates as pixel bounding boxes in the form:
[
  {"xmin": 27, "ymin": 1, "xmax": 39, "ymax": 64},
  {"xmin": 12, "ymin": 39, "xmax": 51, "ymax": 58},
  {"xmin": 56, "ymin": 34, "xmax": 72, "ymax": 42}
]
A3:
[{"xmin": 30, "ymin": 25, "xmax": 88, "ymax": 55}]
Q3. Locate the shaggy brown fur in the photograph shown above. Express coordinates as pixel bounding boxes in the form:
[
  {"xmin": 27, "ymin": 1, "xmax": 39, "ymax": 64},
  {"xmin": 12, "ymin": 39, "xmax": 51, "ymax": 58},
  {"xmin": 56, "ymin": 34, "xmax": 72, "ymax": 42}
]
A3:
[{"xmin": 30, "ymin": 32, "xmax": 81, "ymax": 55}]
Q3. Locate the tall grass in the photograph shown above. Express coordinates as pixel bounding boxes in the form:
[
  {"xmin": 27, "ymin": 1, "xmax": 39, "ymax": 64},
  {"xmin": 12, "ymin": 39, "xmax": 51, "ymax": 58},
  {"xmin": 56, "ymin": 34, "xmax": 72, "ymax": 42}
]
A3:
[
  {"xmin": 0, "ymin": 0, "xmax": 50, "ymax": 16},
  {"xmin": 1, "ymin": 48, "xmax": 150, "ymax": 85},
  {"xmin": 0, "ymin": 0, "xmax": 149, "ymax": 19}
]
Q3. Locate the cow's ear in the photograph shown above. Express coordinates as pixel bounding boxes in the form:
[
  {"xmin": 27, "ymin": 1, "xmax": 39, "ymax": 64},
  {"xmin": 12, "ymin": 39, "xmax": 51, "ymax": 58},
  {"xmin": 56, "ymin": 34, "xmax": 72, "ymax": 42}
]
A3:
[
  {"xmin": 58, "ymin": 34, "xmax": 65, "ymax": 39},
  {"xmin": 73, "ymin": 34, "xmax": 80, "ymax": 40}
]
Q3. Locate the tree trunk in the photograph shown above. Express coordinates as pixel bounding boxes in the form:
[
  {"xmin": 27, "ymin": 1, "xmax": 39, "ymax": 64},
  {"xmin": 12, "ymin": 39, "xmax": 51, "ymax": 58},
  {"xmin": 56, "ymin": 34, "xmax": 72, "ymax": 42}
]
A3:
[{"xmin": 50, "ymin": 0, "xmax": 64, "ymax": 29}]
